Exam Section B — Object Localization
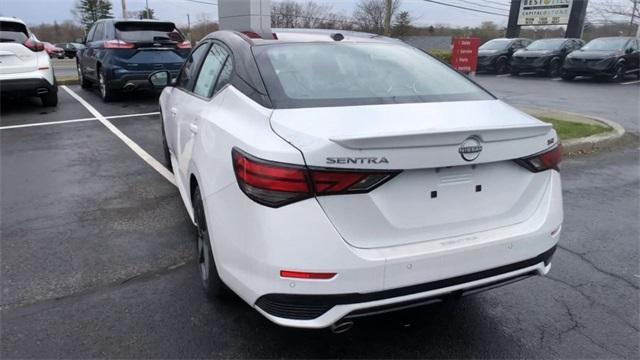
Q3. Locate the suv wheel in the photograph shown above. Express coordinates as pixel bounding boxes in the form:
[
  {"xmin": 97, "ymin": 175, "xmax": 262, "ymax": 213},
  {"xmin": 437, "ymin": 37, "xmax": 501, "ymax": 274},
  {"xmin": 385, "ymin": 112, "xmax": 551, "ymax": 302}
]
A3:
[
  {"xmin": 495, "ymin": 57, "xmax": 509, "ymax": 75},
  {"xmin": 98, "ymin": 68, "xmax": 116, "ymax": 102},
  {"xmin": 561, "ymin": 71, "xmax": 575, "ymax": 81},
  {"xmin": 78, "ymin": 63, "xmax": 91, "ymax": 89},
  {"xmin": 193, "ymin": 186, "xmax": 228, "ymax": 299},
  {"xmin": 547, "ymin": 58, "xmax": 561, "ymax": 78},
  {"xmin": 41, "ymin": 91, "xmax": 58, "ymax": 107},
  {"xmin": 612, "ymin": 62, "xmax": 626, "ymax": 82}
]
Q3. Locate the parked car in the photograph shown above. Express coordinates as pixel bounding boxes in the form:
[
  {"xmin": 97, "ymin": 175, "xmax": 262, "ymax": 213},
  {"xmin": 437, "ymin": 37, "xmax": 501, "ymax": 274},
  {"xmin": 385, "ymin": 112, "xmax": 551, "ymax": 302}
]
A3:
[
  {"xmin": 477, "ymin": 38, "xmax": 532, "ymax": 74},
  {"xmin": 55, "ymin": 42, "xmax": 84, "ymax": 58},
  {"xmin": 511, "ymin": 38, "xmax": 584, "ymax": 77},
  {"xmin": 44, "ymin": 42, "xmax": 64, "ymax": 59},
  {"xmin": 562, "ymin": 37, "xmax": 640, "ymax": 81},
  {"xmin": 77, "ymin": 19, "xmax": 191, "ymax": 101},
  {"xmin": 0, "ymin": 17, "xmax": 58, "ymax": 106},
  {"xmin": 149, "ymin": 29, "xmax": 563, "ymax": 330}
]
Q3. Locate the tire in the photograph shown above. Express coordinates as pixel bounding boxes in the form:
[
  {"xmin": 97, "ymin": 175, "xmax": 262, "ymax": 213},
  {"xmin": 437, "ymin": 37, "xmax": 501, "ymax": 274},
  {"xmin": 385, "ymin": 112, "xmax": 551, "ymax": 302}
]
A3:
[
  {"xmin": 547, "ymin": 58, "xmax": 561, "ymax": 78},
  {"xmin": 98, "ymin": 67, "xmax": 116, "ymax": 102},
  {"xmin": 161, "ymin": 117, "xmax": 172, "ymax": 171},
  {"xmin": 611, "ymin": 62, "xmax": 626, "ymax": 82},
  {"xmin": 78, "ymin": 62, "xmax": 91, "ymax": 89},
  {"xmin": 40, "ymin": 91, "xmax": 58, "ymax": 107},
  {"xmin": 193, "ymin": 186, "xmax": 228, "ymax": 299},
  {"xmin": 561, "ymin": 71, "xmax": 575, "ymax": 81},
  {"xmin": 495, "ymin": 57, "xmax": 509, "ymax": 75}
]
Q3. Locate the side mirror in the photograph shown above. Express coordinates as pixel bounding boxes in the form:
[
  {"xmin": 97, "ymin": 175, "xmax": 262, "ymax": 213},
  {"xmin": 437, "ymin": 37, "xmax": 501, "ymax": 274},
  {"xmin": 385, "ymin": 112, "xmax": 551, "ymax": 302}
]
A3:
[
  {"xmin": 625, "ymin": 47, "xmax": 634, "ymax": 54},
  {"xmin": 149, "ymin": 70, "xmax": 173, "ymax": 89}
]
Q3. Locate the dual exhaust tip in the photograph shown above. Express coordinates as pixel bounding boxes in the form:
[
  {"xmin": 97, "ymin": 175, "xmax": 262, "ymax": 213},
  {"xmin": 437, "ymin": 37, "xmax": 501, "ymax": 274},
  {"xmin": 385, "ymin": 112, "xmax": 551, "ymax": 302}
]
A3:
[{"xmin": 122, "ymin": 83, "xmax": 136, "ymax": 92}]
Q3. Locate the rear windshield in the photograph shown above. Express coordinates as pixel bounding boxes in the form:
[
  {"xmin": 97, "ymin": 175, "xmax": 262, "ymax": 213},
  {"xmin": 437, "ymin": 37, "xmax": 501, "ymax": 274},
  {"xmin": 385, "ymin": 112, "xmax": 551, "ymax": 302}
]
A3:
[
  {"xmin": 254, "ymin": 43, "xmax": 493, "ymax": 108},
  {"xmin": 0, "ymin": 21, "xmax": 29, "ymax": 43},
  {"xmin": 115, "ymin": 22, "xmax": 184, "ymax": 43}
]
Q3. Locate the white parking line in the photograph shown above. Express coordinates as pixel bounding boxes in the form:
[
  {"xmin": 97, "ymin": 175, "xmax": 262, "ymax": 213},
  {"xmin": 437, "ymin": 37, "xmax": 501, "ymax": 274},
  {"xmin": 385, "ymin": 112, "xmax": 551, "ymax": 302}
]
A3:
[
  {"xmin": 0, "ymin": 112, "xmax": 160, "ymax": 131},
  {"xmin": 621, "ymin": 80, "xmax": 640, "ymax": 85},
  {"xmin": 61, "ymin": 86, "xmax": 175, "ymax": 186},
  {"xmin": 0, "ymin": 117, "xmax": 97, "ymax": 130}
]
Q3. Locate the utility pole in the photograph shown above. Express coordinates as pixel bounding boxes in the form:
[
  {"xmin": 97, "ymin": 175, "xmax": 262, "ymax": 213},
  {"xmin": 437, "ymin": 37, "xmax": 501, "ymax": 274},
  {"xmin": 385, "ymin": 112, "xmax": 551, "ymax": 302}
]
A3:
[
  {"xmin": 384, "ymin": 0, "xmax": 392, "ymax": 36},
  {"xmin": 631, "ymin": 0, "xmax": 638, "ymax": 36},
  {"xmin": 187, "ymin": 14, "xmax": 191, "ymax": 42},
  {"xmin": 145, "ymin": 0, "xmax": 150, "ymax": 19},
  {"xmin": 121, "ymin": 0, "xmax": 128, "ymax": 19}
]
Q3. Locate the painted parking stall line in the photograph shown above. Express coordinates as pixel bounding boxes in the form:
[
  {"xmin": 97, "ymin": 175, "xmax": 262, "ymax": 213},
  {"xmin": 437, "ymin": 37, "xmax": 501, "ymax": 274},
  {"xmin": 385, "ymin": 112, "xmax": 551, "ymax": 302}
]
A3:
[
  {"xmin": 61, "ymin": 86, "xmax": 176, "ymax": 186},
  {"xmin": 0, "ymin": 112, "xmax": 161, "ymax": 131}
]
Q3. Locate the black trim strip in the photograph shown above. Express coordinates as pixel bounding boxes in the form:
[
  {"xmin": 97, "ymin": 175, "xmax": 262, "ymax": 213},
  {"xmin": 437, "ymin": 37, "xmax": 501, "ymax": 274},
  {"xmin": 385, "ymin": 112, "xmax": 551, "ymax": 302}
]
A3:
[{"xmin": 256, "ymin": 246, "xmax": 556, "ymax": 320}]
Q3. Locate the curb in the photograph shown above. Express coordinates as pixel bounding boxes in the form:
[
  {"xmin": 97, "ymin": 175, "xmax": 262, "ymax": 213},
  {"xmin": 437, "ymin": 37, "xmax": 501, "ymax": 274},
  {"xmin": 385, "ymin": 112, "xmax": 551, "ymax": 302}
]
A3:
[{"xmin": 518, "ymin": 107, "xmax": 626, "ymax": 155}]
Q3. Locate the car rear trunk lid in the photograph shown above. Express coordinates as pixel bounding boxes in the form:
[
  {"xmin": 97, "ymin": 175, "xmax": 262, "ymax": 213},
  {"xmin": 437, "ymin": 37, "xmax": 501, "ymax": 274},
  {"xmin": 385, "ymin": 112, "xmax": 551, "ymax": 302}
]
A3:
[{"xmin": 270, "ymin": 99, "xmax": 557, "ymax": 249}]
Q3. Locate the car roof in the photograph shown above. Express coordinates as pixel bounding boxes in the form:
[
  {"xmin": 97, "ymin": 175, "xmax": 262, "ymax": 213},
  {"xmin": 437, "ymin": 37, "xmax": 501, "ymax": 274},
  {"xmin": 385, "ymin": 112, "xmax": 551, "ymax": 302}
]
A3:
[
  {"xmin": 593, "ymin": 36, "xmax": 635, "ymax": 40},
  {"xmin": 205, "ymin": 28, "xmax": 402, "ymax": 46},
  {"xmin": 0, "ymin": 16, "xmax": 27, "ymax": 25}
]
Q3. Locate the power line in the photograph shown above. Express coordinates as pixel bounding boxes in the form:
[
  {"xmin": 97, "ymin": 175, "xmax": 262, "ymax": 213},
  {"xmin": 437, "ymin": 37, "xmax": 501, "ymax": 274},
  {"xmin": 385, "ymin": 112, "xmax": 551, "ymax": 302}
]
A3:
[
  {"xmin": 450, "ymin": 0, "xmax": 511, "ymax": 12},
  {"xmin": 181, "ymin": 0, "xmax": 217, "ymax": 5},
  {"xmin": 475, "ymin": 0, "xmax": 512, "ymax": 8},
  {"xmin": 421, "ymin": 0, "xmax": 509, "ymax": 17}
]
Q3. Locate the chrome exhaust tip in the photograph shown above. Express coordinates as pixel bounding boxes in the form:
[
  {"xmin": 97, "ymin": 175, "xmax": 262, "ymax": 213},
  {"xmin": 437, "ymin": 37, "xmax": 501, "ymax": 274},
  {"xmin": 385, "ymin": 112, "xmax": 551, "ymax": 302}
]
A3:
[
  {"xmin": 36, "ymin": 88, "xmax": 49, "ymax": 95},
  {"xmin": 330, "ymin": 319, "xmax": 354, "ymax": 334},
  {"xmin": 123, "ymin": 83, "xmax": 136, "ymax": 92}
]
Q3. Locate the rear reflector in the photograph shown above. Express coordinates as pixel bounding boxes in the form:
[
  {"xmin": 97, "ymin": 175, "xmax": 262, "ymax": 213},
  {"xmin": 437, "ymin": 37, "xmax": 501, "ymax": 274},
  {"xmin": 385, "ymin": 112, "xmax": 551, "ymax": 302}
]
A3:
[
  {"xmin": 515, "ymin": 144, "xmax": 562, "ymax": 172},
  {"xmin": 232, "ymin": 148, "xmax": 399, "ymax": 208},
  {"xmin": 104, "ymin": 40, "xmax": 135, "ymax": 49},
  {"xmin": 280, "ymin": 270, "xmax": 336, "ymax": 280}
]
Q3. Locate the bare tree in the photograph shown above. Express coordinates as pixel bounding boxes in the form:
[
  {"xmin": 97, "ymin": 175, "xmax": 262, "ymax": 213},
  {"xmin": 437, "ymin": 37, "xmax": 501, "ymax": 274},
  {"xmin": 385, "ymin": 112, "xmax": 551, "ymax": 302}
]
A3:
[
  {"xmin": 589, "ymin": 0, "xmax": 639, "ymax": 35},
  {"xmin": 352, "ymin": 0, "xmax": 401, "ymax": 34},
  {"xmin": 271, "ymin": 1, "xmax": 349, "ymax": 29}
]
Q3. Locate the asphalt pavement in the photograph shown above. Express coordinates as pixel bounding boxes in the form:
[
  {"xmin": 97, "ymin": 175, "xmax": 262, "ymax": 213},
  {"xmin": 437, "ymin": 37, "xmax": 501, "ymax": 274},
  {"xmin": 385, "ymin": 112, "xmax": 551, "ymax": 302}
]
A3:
[{"xmin": 0, "ymin": 78, "xmax": 638, "ymax": 358}]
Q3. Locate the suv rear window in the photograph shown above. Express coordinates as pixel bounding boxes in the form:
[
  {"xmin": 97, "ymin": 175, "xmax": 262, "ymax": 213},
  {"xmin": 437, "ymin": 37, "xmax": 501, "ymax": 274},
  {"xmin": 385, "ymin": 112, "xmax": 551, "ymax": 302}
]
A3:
[
  {"xmin": 254, "ymin": 43, "xmax": 493, "ymax": 108},
  {"xmin": 0, "ymin": 21, "xmax": 29, "ymax": 43},
  {"xmin": 115, "ymin": 22, "xmax": 184, "ymax": 43}
]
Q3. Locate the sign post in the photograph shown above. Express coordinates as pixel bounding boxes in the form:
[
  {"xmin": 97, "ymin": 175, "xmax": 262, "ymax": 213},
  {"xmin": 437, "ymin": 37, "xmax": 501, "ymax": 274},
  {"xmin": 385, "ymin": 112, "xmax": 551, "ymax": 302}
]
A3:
[
  {"xmin": 218, "ymin": 0, "xmax": 272, "ymax": 39},
  {"xmin": 451, "ymin": 37, "xmax": 480, "ymax": 76}
]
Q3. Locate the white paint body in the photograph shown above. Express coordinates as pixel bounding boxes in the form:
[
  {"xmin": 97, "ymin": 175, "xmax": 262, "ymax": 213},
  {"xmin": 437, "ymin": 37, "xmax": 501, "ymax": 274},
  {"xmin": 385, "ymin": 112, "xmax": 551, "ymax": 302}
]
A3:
[
  {"xmin": 159, "ymin": 34, "xmax": 563, "ymax": 329},
  {"xmin": 0, "ymin": 17, "xmax": 55, "ymax": 86}
]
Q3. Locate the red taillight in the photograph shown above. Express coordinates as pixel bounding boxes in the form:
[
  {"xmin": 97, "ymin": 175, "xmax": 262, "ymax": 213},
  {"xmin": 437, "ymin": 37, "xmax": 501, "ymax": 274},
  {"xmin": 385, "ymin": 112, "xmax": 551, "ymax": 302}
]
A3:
[
  {"xmin": 176, "ymin": 40, "xmax": 192, "ymax": 49},
  {"xmin": 232, "ymin": 149, "xmax": 398, "ymax": 208},
  {"xmin": 516, "ymin": 144, "xmax": 562, "ymax": 172},
  {"xmin": 104, "ymin": 40, "xmax": 135, "ymax": 49},
  {"xmin": 23, "ymin": 38, "xmax": 44, "ymax": 52},
  {"xmin": 280, "ymin": 270, "xmax": 336, "ymax": 280}
]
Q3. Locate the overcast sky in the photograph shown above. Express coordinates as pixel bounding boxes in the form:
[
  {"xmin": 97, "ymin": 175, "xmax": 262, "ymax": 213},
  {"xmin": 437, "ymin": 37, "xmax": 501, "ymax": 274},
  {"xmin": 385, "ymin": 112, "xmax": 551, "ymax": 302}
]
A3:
[{"xmin": 0, "ymin": 0, "xmax": 618, "ymax": 28}]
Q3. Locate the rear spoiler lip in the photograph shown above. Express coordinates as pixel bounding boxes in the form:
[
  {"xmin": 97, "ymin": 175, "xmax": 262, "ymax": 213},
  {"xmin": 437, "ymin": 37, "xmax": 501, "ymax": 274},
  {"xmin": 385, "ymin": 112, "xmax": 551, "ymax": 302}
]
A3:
[{"xmin": 330, "ymin": 123, "xmax": 553, "ymax": 150}]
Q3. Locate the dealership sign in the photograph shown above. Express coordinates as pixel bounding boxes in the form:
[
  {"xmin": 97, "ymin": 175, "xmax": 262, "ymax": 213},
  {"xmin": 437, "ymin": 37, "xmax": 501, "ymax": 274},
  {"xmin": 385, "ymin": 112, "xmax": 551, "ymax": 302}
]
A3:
[
  {"xmin": 451, "ymin": 37, "xmax": 480, "ymax": 74},
  {"xmin": 518, "ymin": 0, "xmax": 574, "ymax": 26}
]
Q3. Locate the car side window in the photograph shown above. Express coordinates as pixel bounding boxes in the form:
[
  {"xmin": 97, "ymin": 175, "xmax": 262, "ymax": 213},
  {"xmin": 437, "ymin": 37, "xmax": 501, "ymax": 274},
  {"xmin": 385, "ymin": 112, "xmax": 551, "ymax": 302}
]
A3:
[
  {"xmin": 176, "ymin": 43, "xmax": 210, "ymax": 91},
  {"xmin": 93, "ymin": 23, "xmax": 104, "ymax": 42},
  {"xmin": 86, "ymin": 25, "xmax": 96, "ymax": 42},
  {"xmin": 193, "ymin": 44, "xmax": 230, "ymax": 98},
  {"xmin": 628, "ymin": 39, "xmax": 638, "ymax": 52},
  {"xmin": 214, "ymin": 57, "xmax": 233, "ymax": 94}
]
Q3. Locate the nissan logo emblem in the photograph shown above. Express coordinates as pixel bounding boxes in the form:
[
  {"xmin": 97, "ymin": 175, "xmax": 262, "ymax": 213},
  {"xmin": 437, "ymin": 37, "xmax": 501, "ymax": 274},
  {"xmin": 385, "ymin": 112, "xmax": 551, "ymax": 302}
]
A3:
[{"xmin": 458, "ymin": 137, "xmax": 483, "ymax": 162}]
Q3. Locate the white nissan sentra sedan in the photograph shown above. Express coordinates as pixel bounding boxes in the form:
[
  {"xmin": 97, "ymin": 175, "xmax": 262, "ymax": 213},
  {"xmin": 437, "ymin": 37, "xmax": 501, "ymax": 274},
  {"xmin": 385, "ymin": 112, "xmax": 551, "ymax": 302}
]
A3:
[{"xmin": 149, "ymin": 29, "xmax": 563, "ymax": 330}]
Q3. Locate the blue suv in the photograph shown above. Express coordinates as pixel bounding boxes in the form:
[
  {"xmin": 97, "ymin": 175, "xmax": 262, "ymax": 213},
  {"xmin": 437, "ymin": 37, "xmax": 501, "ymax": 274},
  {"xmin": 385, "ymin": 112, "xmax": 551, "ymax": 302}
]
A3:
[{"xmin": 77, "ymin": 19, "xmax": 191, "ymax": 101}]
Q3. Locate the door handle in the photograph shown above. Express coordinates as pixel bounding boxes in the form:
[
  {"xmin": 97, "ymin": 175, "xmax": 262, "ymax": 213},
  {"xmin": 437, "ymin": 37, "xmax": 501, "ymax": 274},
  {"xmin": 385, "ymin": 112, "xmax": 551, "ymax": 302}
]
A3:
[{"xmin": 189, "ymin": 123, "xmax": 198, "ymax": 134}]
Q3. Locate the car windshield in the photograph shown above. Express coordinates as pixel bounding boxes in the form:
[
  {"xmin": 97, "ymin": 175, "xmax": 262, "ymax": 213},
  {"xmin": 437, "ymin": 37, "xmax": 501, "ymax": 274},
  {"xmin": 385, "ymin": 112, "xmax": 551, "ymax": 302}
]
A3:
[
  {"xmin": 526, "ymin": 39, "xmax": 565, "ymax": 51},
  {"xmin": 582, "ymin": 38, "xmax": 628, "ymax": 51},
  {"xmin": 0, "ymin": 21, "xmax": 28, "ymax": 43},
  {"xmin": 480, "ymin": 39, "xmax": 511, "ymax": 50},
  {"xmin": 115, "ymin": 22, "xmax": 184, "ymax": 43},
  {"xmin": 254, "ymin": 43, "xmax": 493, "ymax": 108}
]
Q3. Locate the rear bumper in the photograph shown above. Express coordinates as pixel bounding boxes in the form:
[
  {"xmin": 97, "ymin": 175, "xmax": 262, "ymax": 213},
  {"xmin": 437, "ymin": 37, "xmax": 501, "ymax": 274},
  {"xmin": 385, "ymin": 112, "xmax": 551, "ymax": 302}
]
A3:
[
  {"xmin": 107, "ymin": 68, "xmax": 180, "ymax": 90},
  {"xmin": 207, "ymin": 167, "xmax": 563, "ymax": 329},
  {"xmin": 256, "ymin": 246, "xmax": 555, "ymax": 324},
  {"xmin": 0, "ymin": 77, "xmax": 57, "ymax": 96}
]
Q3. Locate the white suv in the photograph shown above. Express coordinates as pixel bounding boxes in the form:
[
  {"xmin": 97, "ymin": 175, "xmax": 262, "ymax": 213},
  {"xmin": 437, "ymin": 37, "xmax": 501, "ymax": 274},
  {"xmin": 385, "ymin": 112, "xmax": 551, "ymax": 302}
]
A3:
[{"xmin": 0, "ymin": 17, "xmax": 58, "ymax": 106}]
